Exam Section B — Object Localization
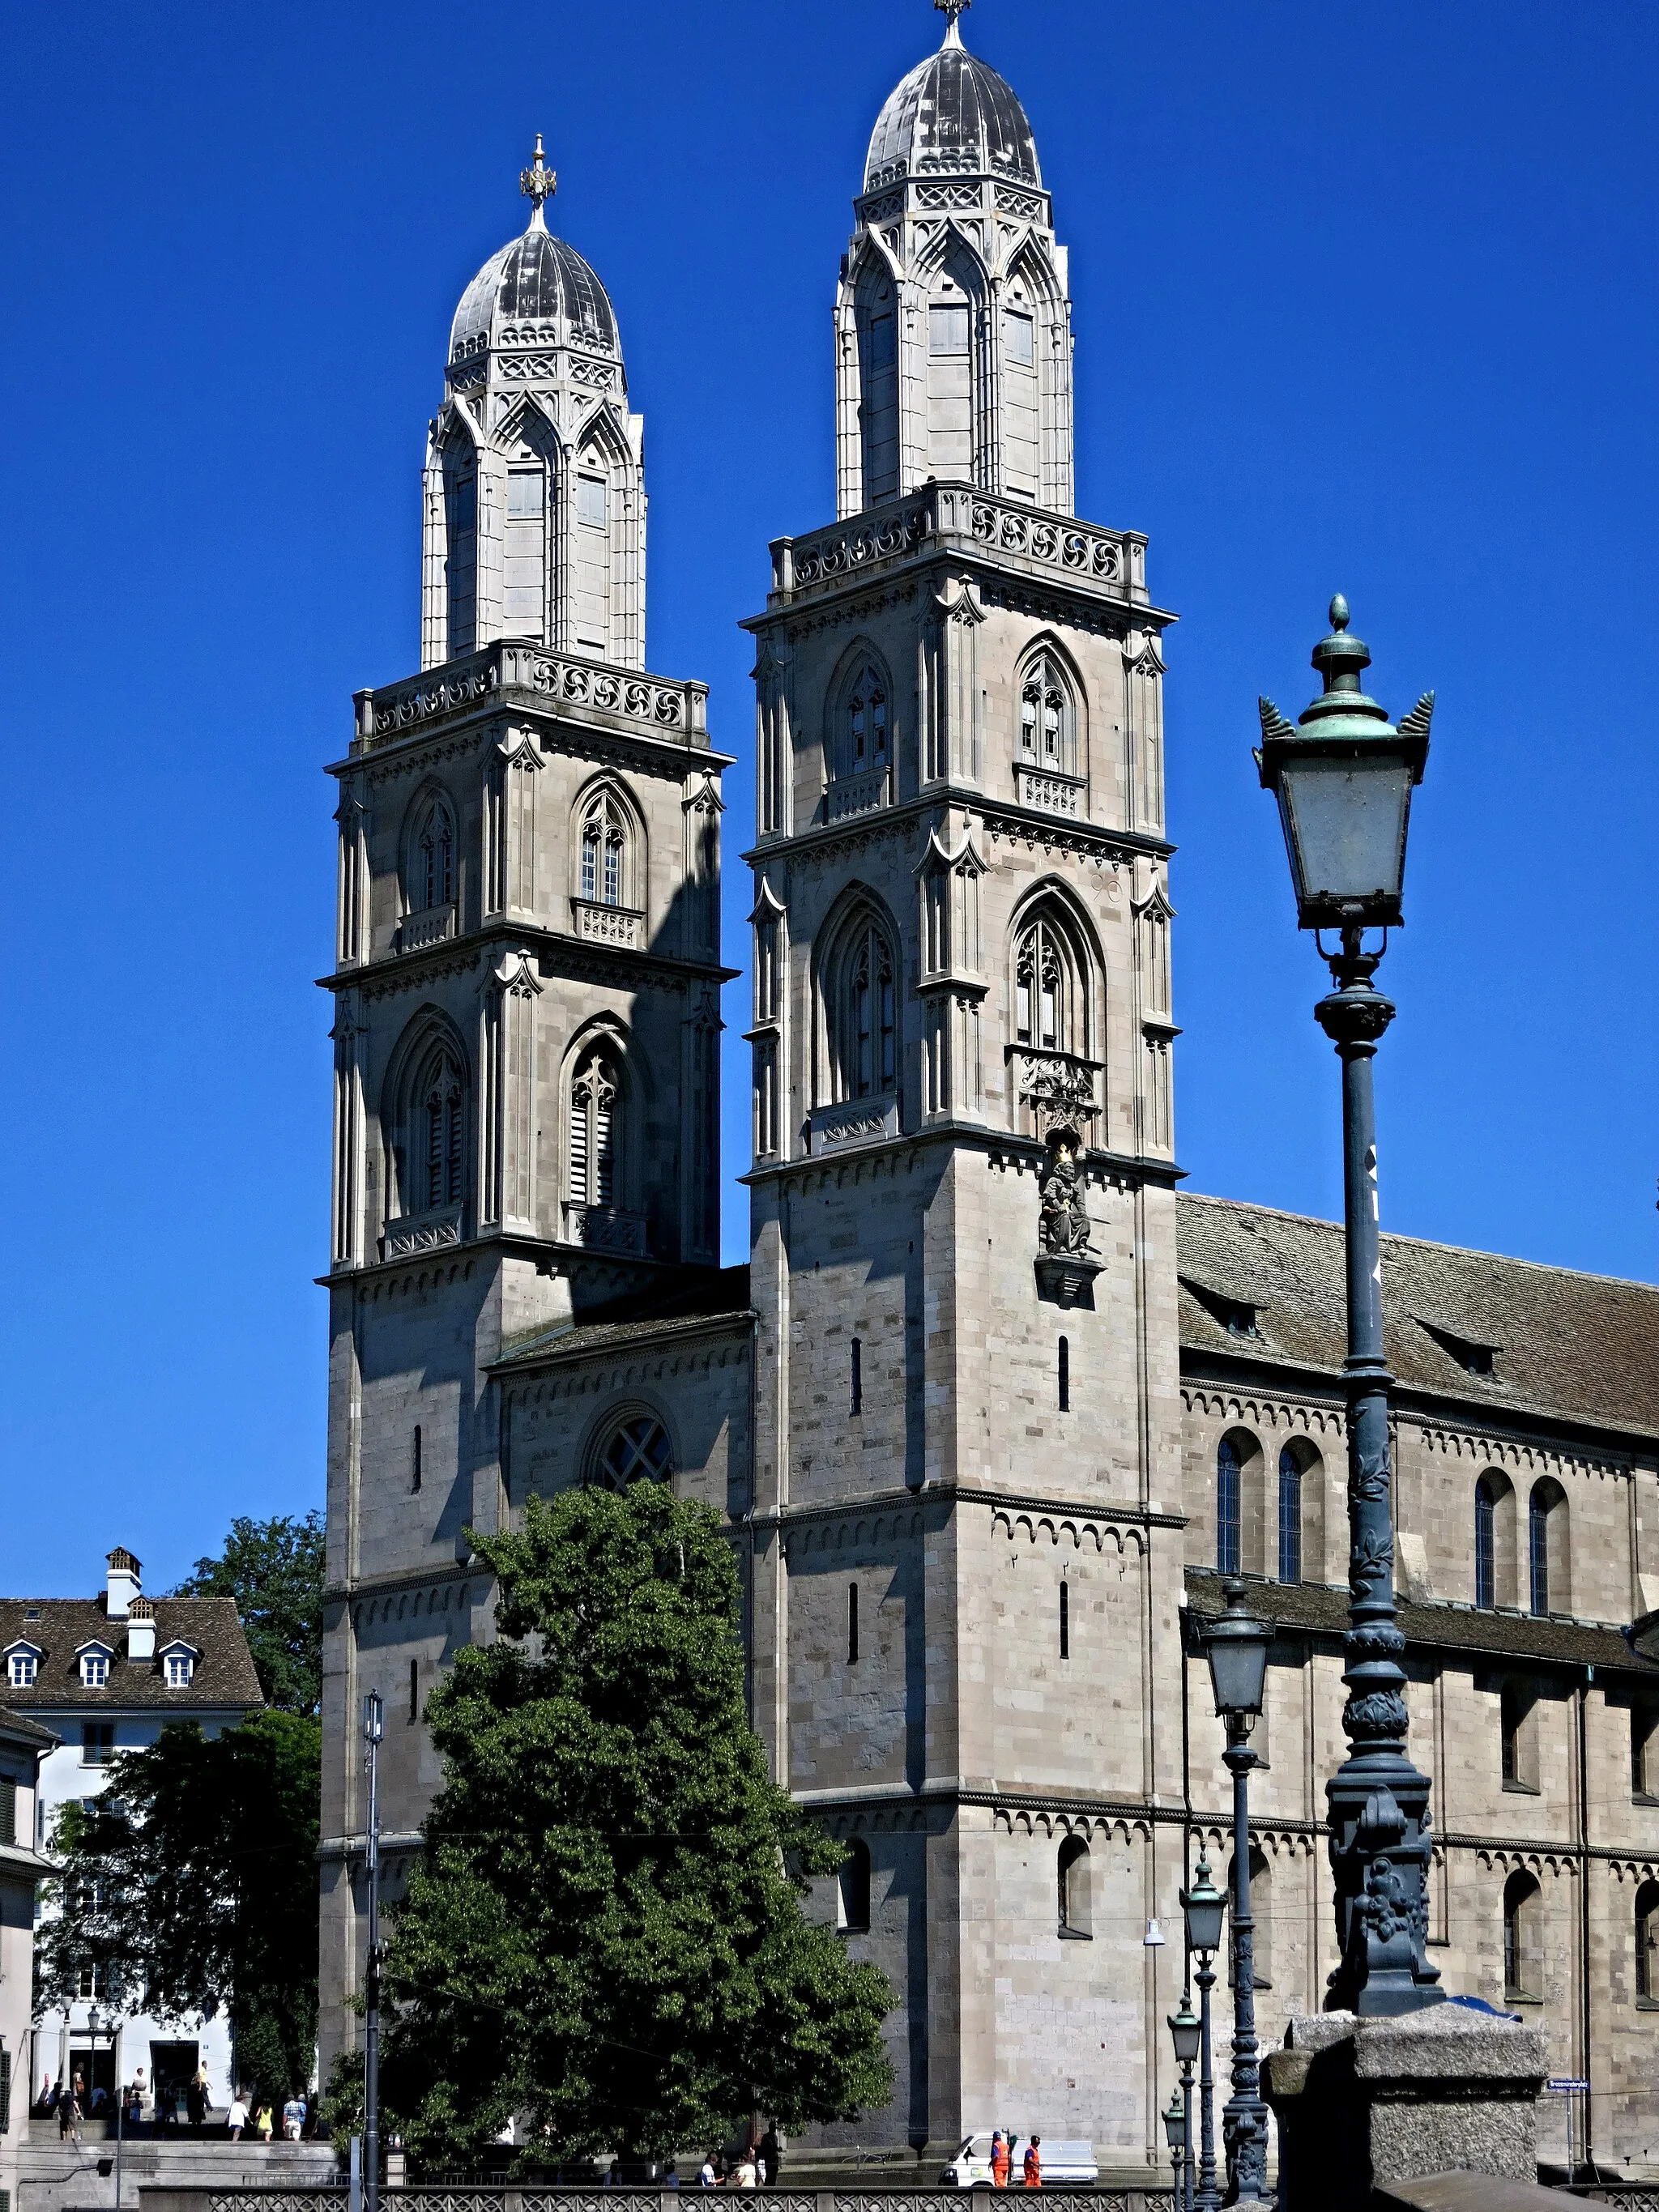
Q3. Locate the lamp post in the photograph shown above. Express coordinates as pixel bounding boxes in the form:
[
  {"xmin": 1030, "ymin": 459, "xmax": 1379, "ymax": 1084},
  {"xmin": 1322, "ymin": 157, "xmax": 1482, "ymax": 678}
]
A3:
[
  {"xmin": 1163, "ymin": 2091, "xmax": 1188, "ymax": 2208},
  {"xmin": 1203, "ymin": 1579, "xmax": 1273, "ymax": 2207},
  {"xmin": 86, "ymin": 2005, "xmax": 123, "ymax": 2206},
  {"xmin": 1181, "ymin": 1852, "xmax": 1226, "ymax": 2212},
  {"xmin": 1167, "ymin": 1993, "xmax": 1201, "ymax": 2212},
  {"xmin": 362, "ymin": 1690, "xmax": 385, "ymax": 2212},
  {"xmin": 1255, "ymin": 597, "xmax": 1444, "ymax": 2018}
]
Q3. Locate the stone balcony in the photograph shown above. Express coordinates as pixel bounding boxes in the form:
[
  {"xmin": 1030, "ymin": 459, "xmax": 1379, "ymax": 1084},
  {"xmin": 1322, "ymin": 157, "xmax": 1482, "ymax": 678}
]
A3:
[
  {"xmin": 382, "ymin": 1204, "xmax": 463, "ymax": 1260},
  {"xmin": 1013, "ymin": 763, "xmax": 1086, "ymax": 818},
  {"xmin": 561, "ymin": 1202, "xmax": 648, "ymax": 1255},
  {"xmin": 809, "ymin": 1094, "xmax": 900, "ymax": 1155},
  {"xmin": 352, "ymin": 643, "xmax": 711, "ymax": 754},
  {"xmin": 395, "ymin": 901, "xmax": 456, "ymax": 954},
  {"xmin": 825, "ymin": 762, "xmax": 892, "ymax": 823},
  {"xmin": 571, "ymin": 898, "xmax": 643, "ymax": 949},
  {"xmin": 768, "ymin": 484, "xmax": 1150, "ymax": 610}
]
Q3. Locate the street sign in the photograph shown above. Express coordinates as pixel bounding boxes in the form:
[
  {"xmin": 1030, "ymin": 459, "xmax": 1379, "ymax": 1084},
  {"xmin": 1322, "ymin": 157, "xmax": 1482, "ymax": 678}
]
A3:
[{"xmin": 1549, "ymin": 2078, "xmax": 1590, "ymax": 2094}]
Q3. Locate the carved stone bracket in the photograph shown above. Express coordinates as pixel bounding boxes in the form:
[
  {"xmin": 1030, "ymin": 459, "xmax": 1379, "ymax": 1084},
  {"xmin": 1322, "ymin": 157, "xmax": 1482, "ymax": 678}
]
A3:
[{"xmin": 1034, "ymin": 1252, "xmax": 1104, "ymax": 1309}]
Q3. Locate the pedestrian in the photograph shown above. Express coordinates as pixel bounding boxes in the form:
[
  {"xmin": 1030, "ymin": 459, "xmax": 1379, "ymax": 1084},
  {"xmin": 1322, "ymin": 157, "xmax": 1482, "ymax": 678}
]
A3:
[
  {"xmin": 736, "ymin": 2150, "xmax": 758, "ymax": 2189},
  {"xmin": 254, "ymin": 2098, "xmax": 275, "ymax": 2143},
  {"xmin": 60, "ymin": 2079, "xmax": 83, "ymax": 2146},
  {"xmin": 39, "ymin": 2074, "xmax": 55, "ymax": 2116},
  {"xmin": 991, "ymin": 2133, "xmax": 1011, "ymax": 2189},
  {"xmin": 699, "ymin": 2154, "xmax": 718, "ymax": 2189},
  {"xmin": 283, "ymin": 2091, "xmax": 306, "ymax": 2142},
  {"xmin": 1022, "ymin": 2136, "xmax": 1042, "ymax": 2189},
  {"xmin": 663, "ymin": 2163, "xmax": 680, "ymax": 2190},
  {"xmin": 758, "ymin": 2126, "xmax": 782, "ymax": 2186},
  {"xmin": 228, "ymin": 2090, "xmax": 249, "ymax": 2141}
]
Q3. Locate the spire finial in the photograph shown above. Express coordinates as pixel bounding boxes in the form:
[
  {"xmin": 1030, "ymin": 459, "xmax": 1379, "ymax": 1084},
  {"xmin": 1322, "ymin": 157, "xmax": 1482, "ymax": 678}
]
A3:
[
  {"xmin": 519, "ymin": 134, "xmax": 557, "ymax": 231},
  {"xmin": 935, "ymin": 0, "xmax": 970, "ymax": 46}
]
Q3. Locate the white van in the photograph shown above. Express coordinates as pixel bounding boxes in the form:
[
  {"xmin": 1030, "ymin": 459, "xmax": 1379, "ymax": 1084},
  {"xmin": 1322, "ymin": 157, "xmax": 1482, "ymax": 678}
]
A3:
[{"xmin": 942, "ymin": 2133, "xmax": 1098, "ymax": 2189}]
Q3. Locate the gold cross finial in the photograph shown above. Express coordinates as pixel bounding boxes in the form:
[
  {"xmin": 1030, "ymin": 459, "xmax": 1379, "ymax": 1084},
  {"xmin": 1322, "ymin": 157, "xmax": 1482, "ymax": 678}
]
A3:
[{"xmin": 519, "ymin": 134, "xmax": 557, "ymax": 228}]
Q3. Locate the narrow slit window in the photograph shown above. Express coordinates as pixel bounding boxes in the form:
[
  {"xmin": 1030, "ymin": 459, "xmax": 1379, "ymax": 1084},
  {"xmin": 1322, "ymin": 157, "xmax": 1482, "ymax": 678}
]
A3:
[
  {"xmin": 1060, "ymin": 1578, "xmax": 1070, "ymax": 1661},
  {"xmin": 412, "ymin": 1425, "xmax": 422, "ymax": 1494},
  {"xmin": 851, "ymin": 1337, "xmax": 864, "ymax": 1416},
  {"xmin": 847, "ymin": 1581, "xmax": 859, "ymax": 1666},
  {"xmin": 1058, "ymin": 1335, "xmax": 1070, "ymax": 1413},
  {"xmin": 407, "ymin": 1658, "xmax": 419, "ymax": 1725}
]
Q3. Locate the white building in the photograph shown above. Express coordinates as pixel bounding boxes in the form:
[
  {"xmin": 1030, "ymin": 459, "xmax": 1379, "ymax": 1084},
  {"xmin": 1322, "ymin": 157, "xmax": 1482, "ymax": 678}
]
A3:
[
  {"xmin": 1, "ymin": 1704, "xmax": 56, "ymax": 2209},
  {"xmin": 1, "ymin": 1549, "xmax": 262, "ymax": 2117}
]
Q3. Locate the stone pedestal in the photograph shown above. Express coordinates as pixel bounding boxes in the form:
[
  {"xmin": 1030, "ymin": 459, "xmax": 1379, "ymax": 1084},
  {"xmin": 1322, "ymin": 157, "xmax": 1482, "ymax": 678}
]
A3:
[{"xmin": 1264, "ymin": 2009, "xmax": 1546, "ymax": 2212}]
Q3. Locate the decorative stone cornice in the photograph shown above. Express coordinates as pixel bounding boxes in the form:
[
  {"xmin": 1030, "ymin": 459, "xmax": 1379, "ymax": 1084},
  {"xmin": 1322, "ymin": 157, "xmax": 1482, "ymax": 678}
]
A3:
[{"xmin": 318, "ymin": 918, "xmax": 736, "ymax": 1000}]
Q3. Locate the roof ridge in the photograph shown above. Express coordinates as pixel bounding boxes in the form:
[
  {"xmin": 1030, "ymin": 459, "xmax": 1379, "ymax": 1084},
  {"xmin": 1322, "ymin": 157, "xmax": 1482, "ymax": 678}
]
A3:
[{"xmin": 1179, "ymin": 1188, "xmax": 1659, "ymax": 1298}]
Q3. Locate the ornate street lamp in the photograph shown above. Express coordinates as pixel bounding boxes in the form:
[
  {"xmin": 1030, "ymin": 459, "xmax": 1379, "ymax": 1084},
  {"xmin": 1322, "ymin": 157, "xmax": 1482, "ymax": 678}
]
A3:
[
  {"xmin": 1164, "ymin": 2091, "xmax": 1188, "ymax": 2208},
  {"xmin": 1181, "ymin": 1852, "xmax": 1226, "ymax": 2212},
  {"xmin": 1167, "ymin": 1994, "xmax": 1201, "ymax": 2212},
  {"xmin": 362, "ymin": 1690, "xmax": 386, "ymax": 2212},
  {"xmin": 1203, "ymin": 1579, "xmax": 1273, "ymax": 2208},
  {"xmin": 1256, "ymin": 597, "xmax": 1444, "ymax": 2016}
]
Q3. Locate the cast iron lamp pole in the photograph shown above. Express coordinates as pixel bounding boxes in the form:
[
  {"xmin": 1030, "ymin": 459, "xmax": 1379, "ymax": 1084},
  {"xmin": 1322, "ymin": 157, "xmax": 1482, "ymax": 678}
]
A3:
[
  {"xmin": 363, "ymin": 1690, "xmax": 385, "ymax": 2212},
  {"xmin": 1256, "ymin": 597, "xmax": 1444, "ymax": 2016},
  {"xmin": 1168, "ymin": 1993, "xmax": 1201, "ymax": 2212},
  {"xmin": 1164, "ymin": 2092, "xmax": 1188, "ymax": 2208},
  {"xmin": 1182, "ymin": 1853, "xmax": 1226, "ymax": 2212},
  {"xmin": 1203, "ymin": 1580, "xmax": 1273, "ymax": 2206}
]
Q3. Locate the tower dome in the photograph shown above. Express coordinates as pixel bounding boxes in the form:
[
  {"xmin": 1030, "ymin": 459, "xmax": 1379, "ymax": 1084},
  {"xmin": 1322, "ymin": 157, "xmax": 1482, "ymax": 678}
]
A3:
[
  {"xmin": 864, "ymin": 2, "xmax": 1040, "ymax": 190},
  {"xmin": 422, "ymin": 139, "xmax": 648, "ymax": 673}
]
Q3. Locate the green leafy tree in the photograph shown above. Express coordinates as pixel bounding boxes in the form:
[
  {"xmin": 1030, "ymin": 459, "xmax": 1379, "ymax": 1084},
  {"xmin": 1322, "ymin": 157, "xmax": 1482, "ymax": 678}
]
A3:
[
  {"xmin": 39, "ymin": 1711, "xmax": 321, "ymax": 2096},
  {"xmin": 171, "ymin": 1511, "xmax": 325, "ymax": 1714},
  {"xmin": 380, "ymin": 1485, "xmax": 893, "ymax": 2168}
]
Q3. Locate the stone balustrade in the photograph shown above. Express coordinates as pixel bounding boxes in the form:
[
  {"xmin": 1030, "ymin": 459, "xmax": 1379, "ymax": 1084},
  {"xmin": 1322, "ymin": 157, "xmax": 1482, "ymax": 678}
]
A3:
[
  {"xmin": 825, "ymin": 763, "xmax": 893, "ymax": 822},
  {"xmin": 809, "ymin": 1095, "xmax": 901, "ymax": 1155},
  {"xmin": 382, "ymin": 1204, "xmax": 463, "ymax": 1260},
  {"xmin": 570, "ymin": 899, "xmax": 643, "ymax": 949},
  {"xmin": 561, "ymin": 1203, "xmax": 648, "ymax": 1255},
  {"xmin": 397, "ymin": 902, "xmax": 457, "ymax": 953},
  {"xmin": 355, "ymin": 646, "xmax": 710, "ymax": 752},
  {"xmin": 1013, "ymin": 763, "xmax": 1085, "ymax": 817}
]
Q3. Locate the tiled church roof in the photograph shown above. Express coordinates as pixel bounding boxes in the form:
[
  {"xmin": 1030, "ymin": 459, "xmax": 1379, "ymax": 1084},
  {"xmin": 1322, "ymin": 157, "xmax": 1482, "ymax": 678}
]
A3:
[
  {"xmin": 1183, "ymin": 1566, "xmax": 1659, "ymax": 1679},
  {"xmin": 1176, "ymin": 1192, "xmax": 1659, "ymax": 1445},
  {"xmin": 493, "ymin": 1264, "xmax": 754, "ymax": 1374},
  {"xmin": 0, "ymin": 1596, "xmax": 262, "ymax": 1714}
]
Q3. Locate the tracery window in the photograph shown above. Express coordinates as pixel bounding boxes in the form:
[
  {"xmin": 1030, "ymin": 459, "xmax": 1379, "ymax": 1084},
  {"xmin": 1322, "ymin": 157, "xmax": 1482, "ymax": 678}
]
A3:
[
  {"xmin": 1278, "ymin": 1447, "xmax": 1303, "ymax": 1585},
  {"xmin": 420, "ymin": 1049, "xmax": 465, "ymax": 1213},
  {"xmin": 568, "ymin": 1051, "xmax": 619, "ymax": 1208},
  {"xmin": 412, "ymin": 795, "xmax": 454, "ymax": 913},
  {"xmin": 1014, "ymin": 914, "xmax": 1077, "ymax": 1054},
  {"xmin": 1018, "ymin": 654, "xmax": 1075, "ymax": 774},
  {"xmin": 578, "ymin": 791, "xmax": 628, "ymax": 908},
  {"xmin": 594, "ymin": 1413, "xmax": 672, "ymax": 1489},
  {"xmin": 844, "ymin": 666, "xmax": 889, "ymax": 777},
  {"xmin": 834, "ymin": 918, "xmax": 897, "ymax": 1099}
]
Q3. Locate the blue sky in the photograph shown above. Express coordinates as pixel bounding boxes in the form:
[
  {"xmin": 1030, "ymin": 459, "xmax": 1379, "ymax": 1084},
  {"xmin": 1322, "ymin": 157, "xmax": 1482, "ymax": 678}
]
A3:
[{"xmin": 3, "ymin": 0, "xmax": 1654, "ymax": 1596}]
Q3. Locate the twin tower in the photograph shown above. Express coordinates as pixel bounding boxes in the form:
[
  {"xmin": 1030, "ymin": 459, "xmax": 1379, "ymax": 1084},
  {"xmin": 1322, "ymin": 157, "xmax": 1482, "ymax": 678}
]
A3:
[{"xmin": 322, "ymin": 3, "xmax": 1188, "ymax": 2167}]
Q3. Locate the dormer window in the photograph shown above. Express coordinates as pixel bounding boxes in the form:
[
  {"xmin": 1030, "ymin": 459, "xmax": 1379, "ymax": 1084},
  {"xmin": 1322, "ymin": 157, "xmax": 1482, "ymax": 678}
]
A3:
[
  {"xmin": 1415, "ymin": 1315, "xmax": 1498, "ymax": 1379},
  {"xmin": 160, "ymin": 1643, "xmax": 199, "ymax": 1690},
  {"xmin": 79, "ymin": 1647, "xmax": 111, "ymax": 1688},
  {"xmin": 1181, "ymin": 1277, "xmax": 1260, "ymax": 1340},
  {"xmin": 7, "ymin": 1646, "xmax": 39, "ymax": 1689}
]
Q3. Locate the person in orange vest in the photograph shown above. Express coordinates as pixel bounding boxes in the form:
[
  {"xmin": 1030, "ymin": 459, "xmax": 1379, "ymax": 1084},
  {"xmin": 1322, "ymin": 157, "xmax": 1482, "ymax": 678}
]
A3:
[
  {"xmin": 990, "ymin": 2133, "xmax": 1011, "ymax": 2189},
  {"xmin": 1022, "ymin": 2137, "xmax": 1042, "ymax": 2189}
]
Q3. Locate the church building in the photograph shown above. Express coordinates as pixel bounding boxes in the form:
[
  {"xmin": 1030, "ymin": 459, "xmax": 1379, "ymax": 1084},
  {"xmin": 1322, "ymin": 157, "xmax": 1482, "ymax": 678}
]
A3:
[{"xmin": 318, "ymin": 6, "xmax": 1659, "ymax": 2180}]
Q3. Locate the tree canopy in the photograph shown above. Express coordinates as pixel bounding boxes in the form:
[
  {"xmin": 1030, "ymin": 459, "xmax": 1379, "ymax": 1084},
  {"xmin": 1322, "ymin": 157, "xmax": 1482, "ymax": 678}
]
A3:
[
  {"xmin": 171, "ymin": 1511, "xmax": 325, "ymax": 1714},
  {"xmin": 380, "ymin": 1484, "xmax": 893, "ymax": 2167},
  {"xmin": 39, "ymin": 1710, "xmax": 321, "ymax": 2098}
]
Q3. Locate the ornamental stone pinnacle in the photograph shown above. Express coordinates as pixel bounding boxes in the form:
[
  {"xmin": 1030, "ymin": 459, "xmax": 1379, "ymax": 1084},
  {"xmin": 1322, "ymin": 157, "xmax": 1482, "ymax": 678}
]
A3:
[{"xmin": 518, "ymin": 133, "xmax": 557, "ymax": 228}]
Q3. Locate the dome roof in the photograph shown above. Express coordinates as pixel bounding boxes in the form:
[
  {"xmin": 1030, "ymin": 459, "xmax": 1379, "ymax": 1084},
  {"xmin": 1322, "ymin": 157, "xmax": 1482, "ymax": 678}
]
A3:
[
  {"xmin": 864, "ymin": 23, "xmax": 1041, "ymax": 192},
  {"xmin": 449, "ymin": 223, "xmax": 620, "ymax": 363}
]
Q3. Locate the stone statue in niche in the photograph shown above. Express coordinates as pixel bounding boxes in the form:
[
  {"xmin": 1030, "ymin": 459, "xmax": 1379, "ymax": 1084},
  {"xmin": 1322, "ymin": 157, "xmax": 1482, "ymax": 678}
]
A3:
[{"xmin": 1038, "ymin": 1129, "xmax": 1092, "ymax": 1255}]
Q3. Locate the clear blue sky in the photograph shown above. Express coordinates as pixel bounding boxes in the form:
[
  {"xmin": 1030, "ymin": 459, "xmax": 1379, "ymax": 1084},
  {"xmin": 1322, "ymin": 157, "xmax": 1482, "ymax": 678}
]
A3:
[{"xmin": 4, "ymin": 0, "xmax": 1654, "ymax": 1596}]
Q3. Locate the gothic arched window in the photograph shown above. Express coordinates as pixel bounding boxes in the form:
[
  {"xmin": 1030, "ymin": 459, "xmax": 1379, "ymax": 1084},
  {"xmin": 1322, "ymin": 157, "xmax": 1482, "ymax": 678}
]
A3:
[
  {"xmin": 1017, "ymin": 653, "xmax": 1076, "ymax": 776},
  {"xmin": 1057, "ymin": 1835, "xmax": 1091, "ymax": 1937},
  {"xmin": 444, "ymin": 459, "xmax": 477, "ymax": 658},
  {"xmin": 1014, "ymin": 914, "xmax": 1077, "ymax": 1055},
  {"xmin": 834, "ymin": 918, "xmax": 897, "ymax": 1099},
  {"xmin": 568, "ymin": 1051, "xmax": 620, "ymax": 1208},
  {"xmin": 1475, "ymin": 1477, "xmax": 1496, "ymax": 1609},
  {"xmin": 1529, "ymin": 1479, "xmax": 1567, "ymax": 1617},
  {"xmin": 578, "ymin": 790, "xmax": 629, "ymax": 909},
  {"xmin": 1278, "ymin": 1446, "xmax": 1303, "ymax": 1585},
  {"xmin": 411, "ymin": 795, "xmax": 455, "ymax": 914},
  {"xmin": 855, "ymin": 270, "xmax": 899, "ymax": 505},
  {"xmin": 844, "ymin": 665, "xmax": 889, "ymax": 778},
  {"xmin": 419, "ymin": 1047, "xmax": 465, "ymax": 1213}
]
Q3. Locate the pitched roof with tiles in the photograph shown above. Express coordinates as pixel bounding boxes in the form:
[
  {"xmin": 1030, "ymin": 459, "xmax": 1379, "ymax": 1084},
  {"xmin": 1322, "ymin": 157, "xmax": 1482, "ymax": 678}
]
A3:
[
  {"xmin": 1176, "ymin": 1192, "xmax": 1659, "ymax": 1446},
  {"xmin": 492, "ymin": 1264, "xmax": 755, "ymax": 1375},
  {"xmin": 0, "ymin": 1596, "xmax": 262, "ymax": 1714}
]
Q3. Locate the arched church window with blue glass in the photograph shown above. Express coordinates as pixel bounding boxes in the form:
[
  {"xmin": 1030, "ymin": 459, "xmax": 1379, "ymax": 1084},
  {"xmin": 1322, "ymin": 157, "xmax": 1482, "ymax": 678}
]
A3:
[
  {"xmin": 1277, "ymin": 1446, "xmax": 1303, "ymax": 1585},
  {"xmin": 1475, "ymin": 1477, "xmax": 1496, "ymax": 1610},
  {"xmin": 1217, "ymin": 1437, "xmax": 1242, "ymax": 1577}
]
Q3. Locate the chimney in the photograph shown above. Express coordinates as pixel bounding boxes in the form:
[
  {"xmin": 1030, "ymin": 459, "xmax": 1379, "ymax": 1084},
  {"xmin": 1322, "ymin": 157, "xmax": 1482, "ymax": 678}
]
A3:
[
  {"xmin": 105, "ymin": 1549, "xmax": 142, "ymax": 1621},
  {"xmin": 126, "ymin": 1597, "xmax": 156, "ymax": 1663}
]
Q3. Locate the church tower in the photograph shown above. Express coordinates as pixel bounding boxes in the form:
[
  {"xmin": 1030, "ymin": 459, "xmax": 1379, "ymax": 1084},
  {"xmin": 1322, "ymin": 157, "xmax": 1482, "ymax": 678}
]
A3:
[
  {"xmin": 318, "ymin": 147, "xmax": 731, "ymax": 2072},
  {"xmin": 745, "ymin": 2, "xmax": 1189, "ymax": 2167}
]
